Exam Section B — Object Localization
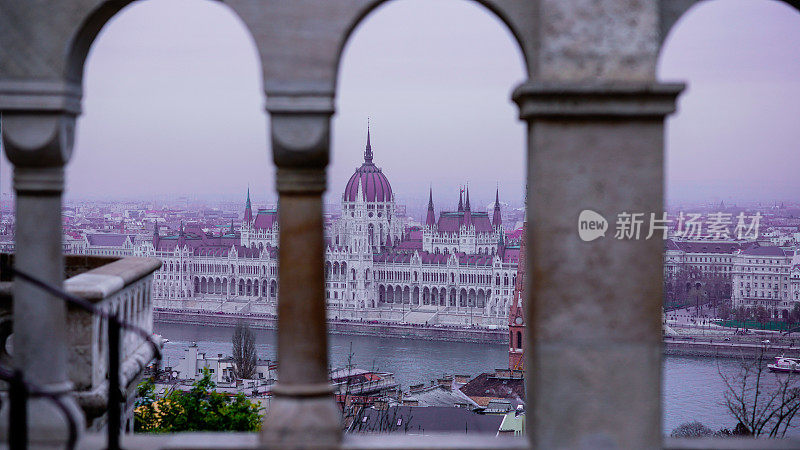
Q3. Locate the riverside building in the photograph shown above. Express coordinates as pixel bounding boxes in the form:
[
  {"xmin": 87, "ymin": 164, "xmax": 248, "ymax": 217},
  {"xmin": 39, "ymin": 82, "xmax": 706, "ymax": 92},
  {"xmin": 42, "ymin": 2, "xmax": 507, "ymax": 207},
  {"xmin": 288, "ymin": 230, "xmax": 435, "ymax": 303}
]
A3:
[{"xmin": 137, "ymin": 128, "xmax": 519, "ymax": 327}]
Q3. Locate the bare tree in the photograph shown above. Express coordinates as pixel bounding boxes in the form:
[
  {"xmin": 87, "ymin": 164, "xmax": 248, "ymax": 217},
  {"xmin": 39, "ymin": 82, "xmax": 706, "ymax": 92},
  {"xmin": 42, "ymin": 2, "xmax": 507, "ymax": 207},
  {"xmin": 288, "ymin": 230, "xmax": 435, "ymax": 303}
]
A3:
[
  {"xmin": 232, "ymin": 319, "xmax": 257, "ymax": 380},
  {"xmin": 719, "ymin": 349, "xmax": 800, "ymax": 437}
]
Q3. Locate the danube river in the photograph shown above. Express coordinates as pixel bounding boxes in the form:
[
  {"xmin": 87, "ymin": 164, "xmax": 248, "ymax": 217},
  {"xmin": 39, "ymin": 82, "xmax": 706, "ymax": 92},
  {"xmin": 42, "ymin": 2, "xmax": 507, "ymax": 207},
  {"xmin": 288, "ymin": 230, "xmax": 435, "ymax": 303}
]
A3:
[{"xmin": 155, "ymin": 322, "xmax": 799, "ymax": 436}]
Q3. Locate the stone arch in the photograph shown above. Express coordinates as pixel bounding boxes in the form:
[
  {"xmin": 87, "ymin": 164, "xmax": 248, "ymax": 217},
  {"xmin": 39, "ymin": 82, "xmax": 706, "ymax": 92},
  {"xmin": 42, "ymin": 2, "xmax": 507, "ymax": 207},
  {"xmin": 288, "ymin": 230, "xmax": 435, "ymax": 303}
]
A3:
[
  {"xmin": 334, "ymin": 0, "xmax": 532, "ymax": 89},
  {"xmin": 658, "ymin": 0, "xmax": 800, "ymax": 55},
  {"xmin": 65, "ymin": 1, "xmax": 265, "ymax": 89}
]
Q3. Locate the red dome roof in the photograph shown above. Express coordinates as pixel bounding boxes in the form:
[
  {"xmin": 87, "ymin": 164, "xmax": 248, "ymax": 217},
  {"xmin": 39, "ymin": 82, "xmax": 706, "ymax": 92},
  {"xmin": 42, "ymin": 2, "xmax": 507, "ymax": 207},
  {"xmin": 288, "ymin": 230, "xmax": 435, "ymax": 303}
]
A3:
[{"xmin": 343, "ymin": 126, "xmax": 393, "ymax": 203}]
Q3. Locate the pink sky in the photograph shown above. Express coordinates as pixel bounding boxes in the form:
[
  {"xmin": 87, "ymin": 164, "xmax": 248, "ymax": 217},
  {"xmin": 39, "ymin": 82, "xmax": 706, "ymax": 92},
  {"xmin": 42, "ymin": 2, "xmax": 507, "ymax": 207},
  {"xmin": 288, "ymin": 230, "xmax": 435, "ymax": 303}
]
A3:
[{"xmin": 1, "ymin": 0, "xmax": 798, "ymax": 207}]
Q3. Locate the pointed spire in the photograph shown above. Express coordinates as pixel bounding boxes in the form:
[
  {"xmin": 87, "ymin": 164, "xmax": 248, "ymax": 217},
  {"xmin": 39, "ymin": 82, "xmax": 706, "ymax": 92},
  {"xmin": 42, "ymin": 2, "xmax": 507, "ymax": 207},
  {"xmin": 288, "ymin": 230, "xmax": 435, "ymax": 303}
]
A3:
[
  {"xmin": 493, "ymin": 185, "xmax": 502, "ymax": 228},
  {"xmin": 364, "ymin": 118, "xmax": 373, "ymax": 163},
  {"xmin": 230, "ymin": 219, "xmax": 235, "ymax": 234},
  {"xmin": 457, "ymin": 186, "xmax": 464, "ymax": 212},
  {"xmin": 244, "ymin": 187, "xmax": 253, "ymax": 224},
  {"xmin": 426, "ymin": 186, "xmax": 436, "ymax": 227},
  {"xmin": 464, "ymin": 185, "xmax": 472, "ymax": 226}
]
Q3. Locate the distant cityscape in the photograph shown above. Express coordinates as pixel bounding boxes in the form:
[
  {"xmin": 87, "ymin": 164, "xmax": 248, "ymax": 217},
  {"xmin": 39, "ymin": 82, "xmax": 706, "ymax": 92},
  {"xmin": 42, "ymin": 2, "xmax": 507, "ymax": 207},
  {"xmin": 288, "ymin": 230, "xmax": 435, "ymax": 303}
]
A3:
[{"xmin": 1, "ymin": 136, "xmax": 799, "ymax": 325}]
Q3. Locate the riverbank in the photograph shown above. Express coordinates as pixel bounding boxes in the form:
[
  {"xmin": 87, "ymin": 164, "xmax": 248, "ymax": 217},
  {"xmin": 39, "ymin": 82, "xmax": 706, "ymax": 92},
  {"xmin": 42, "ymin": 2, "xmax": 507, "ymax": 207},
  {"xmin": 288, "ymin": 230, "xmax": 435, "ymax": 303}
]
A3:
[
  {"xmin": 154, "ymin": 309, "xmax": 508, "ymax": 344},
  {"xmin": 154, "ymin": 322, "xmax": 800, "ymax": 437},
  {"xmin": 155, "ymin": 309, "xmax": 800, "ymax": 356},
  {"xmin": 664, "ymin": 337, "xmax": 800, "ymax": 359}
]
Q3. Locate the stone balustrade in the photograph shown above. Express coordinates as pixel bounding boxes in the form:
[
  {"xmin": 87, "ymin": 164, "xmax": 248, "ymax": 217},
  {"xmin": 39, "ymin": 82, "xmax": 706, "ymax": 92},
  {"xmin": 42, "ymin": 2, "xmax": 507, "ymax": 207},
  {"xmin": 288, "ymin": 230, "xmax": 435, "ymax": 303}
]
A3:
[
  {"xmin": 64, "ymin": 257, "xmax": 162, "ymax": 427},
  {"xmin": 0, "ymin": 255, "xmax": 162, "ymax": 429}
]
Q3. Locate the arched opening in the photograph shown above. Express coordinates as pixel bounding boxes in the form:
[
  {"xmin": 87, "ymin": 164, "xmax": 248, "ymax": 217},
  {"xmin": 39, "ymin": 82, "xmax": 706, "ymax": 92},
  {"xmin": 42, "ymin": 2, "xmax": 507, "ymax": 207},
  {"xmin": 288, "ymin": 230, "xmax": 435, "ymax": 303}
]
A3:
[
  {"xmin": 658, "ymin": 0, "xmax": 800, "ymax": 435},
  {"xmin": 69, "ymin": 0, "xmax": 268, "ymax": 319},
  {"xmin": 333, "ymin": 0, "xmax": 526, "ymax": 325}
]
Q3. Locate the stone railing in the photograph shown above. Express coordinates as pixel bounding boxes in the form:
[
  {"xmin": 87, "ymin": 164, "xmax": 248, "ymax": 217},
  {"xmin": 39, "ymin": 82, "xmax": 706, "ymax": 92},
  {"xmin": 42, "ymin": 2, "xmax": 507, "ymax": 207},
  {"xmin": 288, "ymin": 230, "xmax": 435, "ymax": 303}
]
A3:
[
  {"xmin": 0, "ymin": 255, "xmax": 162, "ymax": 428},
  {"xmin": 64, "ymin": 257, "xmax": 162, "ymax": 427}
]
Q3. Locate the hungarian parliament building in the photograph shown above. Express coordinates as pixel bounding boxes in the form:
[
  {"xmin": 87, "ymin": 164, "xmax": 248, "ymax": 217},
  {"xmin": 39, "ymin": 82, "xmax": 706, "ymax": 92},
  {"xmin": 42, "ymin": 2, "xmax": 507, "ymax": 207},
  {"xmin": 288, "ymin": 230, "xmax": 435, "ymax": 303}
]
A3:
[{"xmin": 132, "ymin": 129, "xmax": 522, "ymax": 328}]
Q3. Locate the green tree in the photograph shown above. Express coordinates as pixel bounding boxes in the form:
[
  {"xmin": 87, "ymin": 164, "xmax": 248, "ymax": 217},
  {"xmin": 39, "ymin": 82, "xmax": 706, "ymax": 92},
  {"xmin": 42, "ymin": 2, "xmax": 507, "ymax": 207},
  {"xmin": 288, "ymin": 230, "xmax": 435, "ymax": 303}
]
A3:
[
  {"xmin": 790, "ymin": 303, "xmax": 800, "ymax": 325},
  {"xmin": 755, "ymin": 305, "xmax": 769, "ymax": 325},
  {"xmin": 718, "ymin": 302, "xmax": 732, "ymax": 321},
  {"xmin": 135, "ymin": 369, "xmax": 262, "ymax": 432},
  {"xmin": 734, "ymin": 306, "xmax": 751, "ymax": 323}
]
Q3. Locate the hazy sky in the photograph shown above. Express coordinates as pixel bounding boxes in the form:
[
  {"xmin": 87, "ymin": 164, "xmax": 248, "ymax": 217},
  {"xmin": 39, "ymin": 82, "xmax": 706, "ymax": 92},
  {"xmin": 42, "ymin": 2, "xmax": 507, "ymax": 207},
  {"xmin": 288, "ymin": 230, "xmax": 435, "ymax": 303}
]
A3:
[{"xmin": 2, "ymin": 0, "xmax": 799, "ymax": 208}]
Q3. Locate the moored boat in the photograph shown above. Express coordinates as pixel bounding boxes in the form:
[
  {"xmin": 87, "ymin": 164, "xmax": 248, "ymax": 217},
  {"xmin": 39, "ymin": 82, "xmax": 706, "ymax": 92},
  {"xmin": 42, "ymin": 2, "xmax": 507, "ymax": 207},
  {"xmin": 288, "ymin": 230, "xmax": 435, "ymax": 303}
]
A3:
[{"xmin": 768, "ymin": 355, "xmax": 800, "ymax": 374}]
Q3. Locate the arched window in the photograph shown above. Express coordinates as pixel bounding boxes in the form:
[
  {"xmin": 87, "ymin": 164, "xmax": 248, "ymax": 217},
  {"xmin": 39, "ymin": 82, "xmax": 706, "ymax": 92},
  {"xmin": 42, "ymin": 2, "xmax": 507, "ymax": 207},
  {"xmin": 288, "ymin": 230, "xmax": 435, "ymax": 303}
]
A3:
[{"xmin": 517, "ymin": 331, "xmax": 522, "ymax": 349}]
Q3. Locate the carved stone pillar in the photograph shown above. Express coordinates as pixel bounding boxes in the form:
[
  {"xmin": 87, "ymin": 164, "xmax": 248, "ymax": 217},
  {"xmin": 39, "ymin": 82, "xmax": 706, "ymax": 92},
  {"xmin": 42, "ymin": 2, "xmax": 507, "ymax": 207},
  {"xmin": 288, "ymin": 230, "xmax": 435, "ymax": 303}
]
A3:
[
  {"xmin": 514, "ymin": 83, "xmax": 683, "ymax": 449},
  {"xmin": 0, "ymin": 111, "xmax": 85, "ymax": 444},
  {"xmin": 260, "ymin": 95, "xmax": 341, "ymax": 447}
]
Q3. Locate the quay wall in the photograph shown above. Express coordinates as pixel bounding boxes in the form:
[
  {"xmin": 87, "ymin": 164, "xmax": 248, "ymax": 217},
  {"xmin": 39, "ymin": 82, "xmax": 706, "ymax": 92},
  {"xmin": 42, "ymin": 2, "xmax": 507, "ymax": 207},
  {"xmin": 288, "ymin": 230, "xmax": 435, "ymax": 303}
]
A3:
[
  {"xmin": 663, "ymin": 339, "xmax": 800, "ymax": 359},
  {"xmin": 154, "ymin": 309, "xmax": 800, "ymax": 357},
  {"xmin": 153, "ymin": 309, "xmax": 508, "ymax": 344}
]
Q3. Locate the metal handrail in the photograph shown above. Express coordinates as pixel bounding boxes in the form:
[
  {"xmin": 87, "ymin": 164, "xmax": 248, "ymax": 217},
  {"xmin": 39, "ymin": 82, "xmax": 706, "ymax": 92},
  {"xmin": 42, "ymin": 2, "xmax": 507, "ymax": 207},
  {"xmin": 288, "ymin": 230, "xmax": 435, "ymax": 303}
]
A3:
[{"xmin": 1, "ymin": 261, "xmax": 162, "ymax": 450}]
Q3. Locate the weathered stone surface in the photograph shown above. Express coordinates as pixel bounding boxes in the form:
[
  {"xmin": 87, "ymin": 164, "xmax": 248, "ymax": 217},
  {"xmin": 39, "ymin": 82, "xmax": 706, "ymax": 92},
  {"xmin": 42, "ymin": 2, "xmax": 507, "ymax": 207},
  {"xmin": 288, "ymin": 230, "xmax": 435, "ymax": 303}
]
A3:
[
  {"xmin": 531, "ymin": 343, "xmax": 661, "ymax": 449},
  {"xmin": 537, "ymin": 0, "xmax": 660, "ymax": 82},
  {"xmin": 527, "ymin": 118, "xmax": 666, "ymax": 343}
]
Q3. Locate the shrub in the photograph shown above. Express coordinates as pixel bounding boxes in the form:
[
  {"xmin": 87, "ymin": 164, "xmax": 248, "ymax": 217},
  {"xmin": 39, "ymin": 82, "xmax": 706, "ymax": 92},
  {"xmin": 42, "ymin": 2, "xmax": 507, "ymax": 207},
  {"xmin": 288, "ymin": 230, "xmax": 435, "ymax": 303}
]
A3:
[
  {"xmin": 670, "ymin": 421, "xmax": 713, "ymax": 438},
  {"xmin": 134, "ymin": 369, "xmax": 262, "ymax": 432}
]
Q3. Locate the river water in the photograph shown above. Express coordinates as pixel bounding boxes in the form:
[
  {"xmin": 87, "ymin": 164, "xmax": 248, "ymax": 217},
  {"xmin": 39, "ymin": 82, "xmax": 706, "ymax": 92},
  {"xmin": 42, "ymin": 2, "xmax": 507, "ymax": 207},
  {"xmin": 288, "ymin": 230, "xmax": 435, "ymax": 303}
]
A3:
[{"xmin": 154, "ymin": 322, "xmax": 800, "ymax": 436}]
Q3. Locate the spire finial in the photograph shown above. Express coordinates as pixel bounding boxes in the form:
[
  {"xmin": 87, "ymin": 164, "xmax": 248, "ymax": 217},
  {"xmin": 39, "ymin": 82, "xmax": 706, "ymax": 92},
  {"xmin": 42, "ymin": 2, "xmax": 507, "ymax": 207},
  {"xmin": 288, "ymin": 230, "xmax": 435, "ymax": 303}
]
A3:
[
  {"xmin": 465, "ymin": 184, "xmax": 471, "ymax": 210},
  {"xmin": 364, "ymin": 117, "xmax": 373, "ymax": 163}
]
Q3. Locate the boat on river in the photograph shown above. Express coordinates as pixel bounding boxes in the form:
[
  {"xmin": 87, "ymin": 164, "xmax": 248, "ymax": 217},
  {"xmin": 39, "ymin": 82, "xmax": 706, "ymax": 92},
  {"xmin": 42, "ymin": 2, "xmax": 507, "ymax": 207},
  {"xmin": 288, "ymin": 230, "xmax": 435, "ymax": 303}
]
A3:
[{"xmin": 768, "ymin": 356, "xmax": 800, "ymax": 374}]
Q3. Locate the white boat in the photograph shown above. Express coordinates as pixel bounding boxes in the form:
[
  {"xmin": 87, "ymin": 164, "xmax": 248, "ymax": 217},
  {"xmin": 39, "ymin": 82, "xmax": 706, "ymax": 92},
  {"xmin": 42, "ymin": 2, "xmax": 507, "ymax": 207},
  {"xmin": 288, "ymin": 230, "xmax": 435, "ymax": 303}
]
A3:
[{"xmin": 768, "ymin": 356, "xmax": 800, "ymax": 374}]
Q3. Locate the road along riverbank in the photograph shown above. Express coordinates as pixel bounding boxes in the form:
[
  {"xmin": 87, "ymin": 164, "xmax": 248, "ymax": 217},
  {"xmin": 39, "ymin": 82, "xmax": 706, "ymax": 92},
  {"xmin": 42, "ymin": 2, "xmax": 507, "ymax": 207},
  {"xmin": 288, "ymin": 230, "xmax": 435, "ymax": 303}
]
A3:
[{"xmin": 154, "ymin": 308, "xmax": 507, "ymax": 344}]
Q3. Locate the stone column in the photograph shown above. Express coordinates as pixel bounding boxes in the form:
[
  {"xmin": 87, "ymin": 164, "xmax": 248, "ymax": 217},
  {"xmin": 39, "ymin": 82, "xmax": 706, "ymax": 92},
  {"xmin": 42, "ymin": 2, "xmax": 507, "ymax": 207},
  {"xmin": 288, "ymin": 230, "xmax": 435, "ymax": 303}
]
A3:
[
  {"xmin": 260, "ymin": 96, "xmax": 341, "ymax": 446},
  {"xmin": 0, "ymin": 111, "xmax": 85, "ymax": 444},
  {"xmin": 514, "ymin": 83, "xmax": 682, "ymax": 449}
]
